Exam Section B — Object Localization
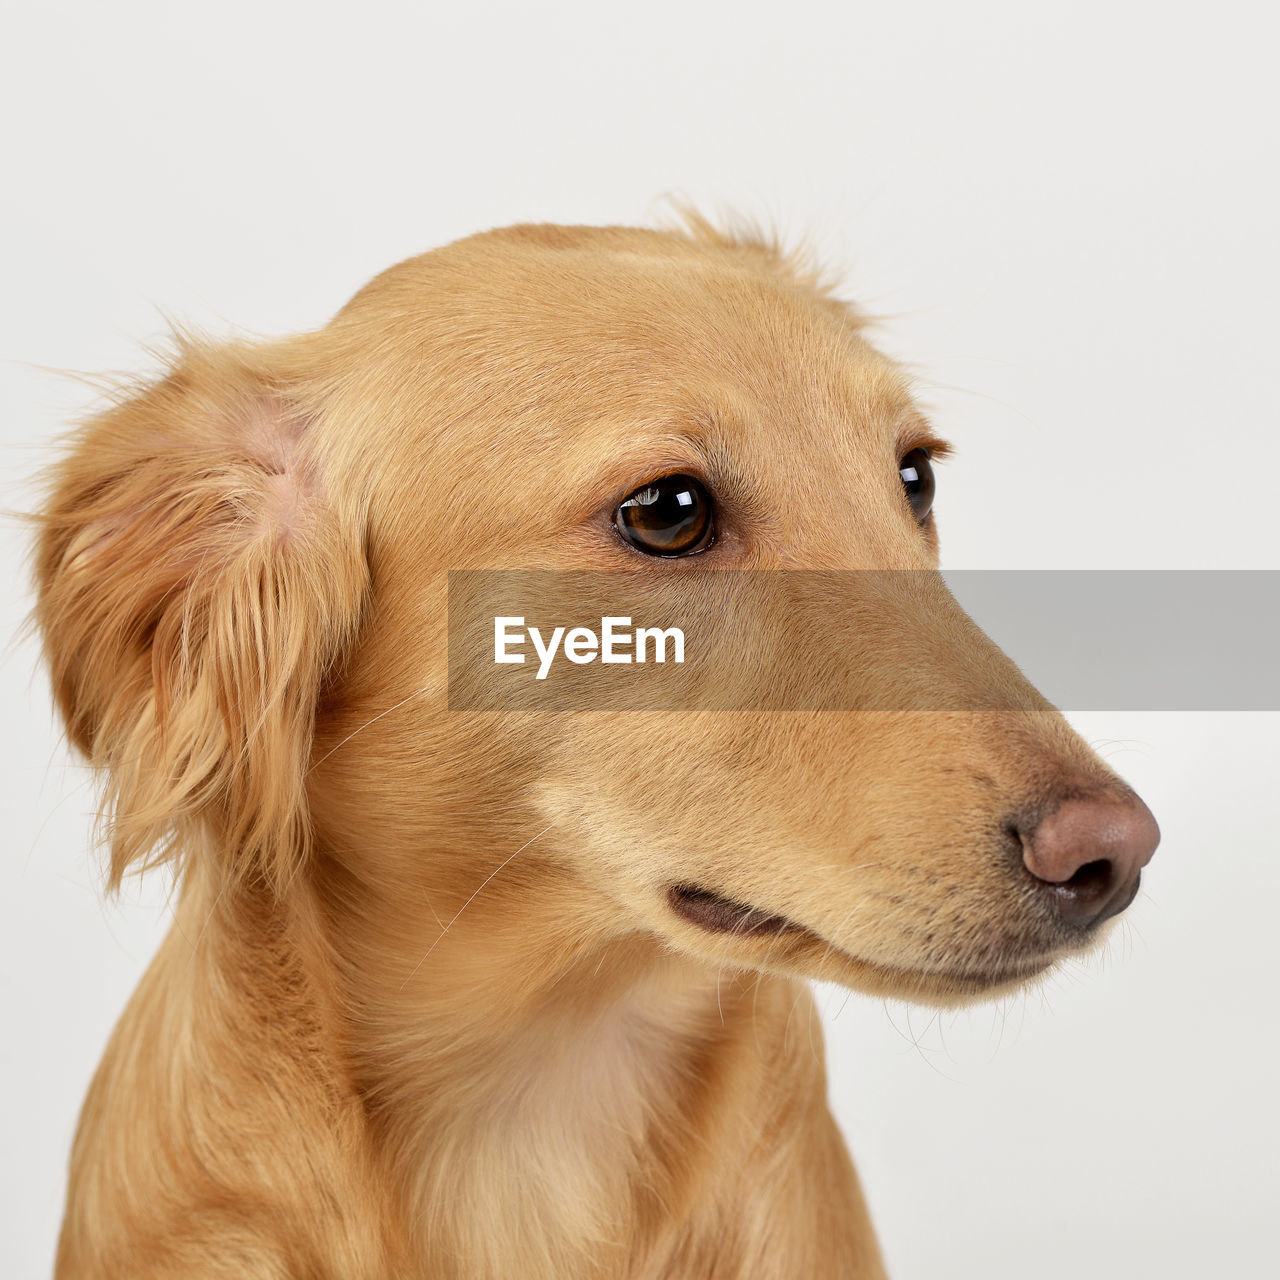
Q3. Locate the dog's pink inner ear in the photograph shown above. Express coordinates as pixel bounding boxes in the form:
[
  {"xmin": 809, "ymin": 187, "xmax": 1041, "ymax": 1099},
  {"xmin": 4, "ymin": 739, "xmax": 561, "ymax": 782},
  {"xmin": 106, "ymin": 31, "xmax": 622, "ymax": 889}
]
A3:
[
  {"xmin": 60, "ymin": 384, "xmax": 322, "ymax": 576},
  {"xmin": 233, "ymin": 394, "xmax": 321, "ymax": 543}
]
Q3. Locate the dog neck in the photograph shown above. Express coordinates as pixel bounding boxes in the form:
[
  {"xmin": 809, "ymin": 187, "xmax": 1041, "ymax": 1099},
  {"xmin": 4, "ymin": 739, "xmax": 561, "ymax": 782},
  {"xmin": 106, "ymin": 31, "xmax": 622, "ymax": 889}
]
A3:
[
  {"xmin": 311, "ymin": 852, "xmax": 724, "ymax": 1275},
  {"xmin": 302, "ymin": 846, "xmax": 882, "ymax": 1279}
]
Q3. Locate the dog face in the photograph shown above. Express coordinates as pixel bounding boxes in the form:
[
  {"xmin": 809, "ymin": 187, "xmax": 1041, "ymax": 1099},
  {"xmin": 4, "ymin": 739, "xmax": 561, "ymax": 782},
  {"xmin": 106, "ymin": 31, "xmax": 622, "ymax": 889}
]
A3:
[{"xmin": 36, "ymin": 221, "xmax": 1157, "ymax": 1009}]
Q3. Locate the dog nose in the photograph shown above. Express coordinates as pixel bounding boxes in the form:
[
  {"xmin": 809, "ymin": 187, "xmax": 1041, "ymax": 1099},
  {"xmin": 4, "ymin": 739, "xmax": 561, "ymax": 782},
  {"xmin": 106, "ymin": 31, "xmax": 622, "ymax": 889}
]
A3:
[{"xmin": 1019, "ymin": 794, "xmax": 1159, "ymax": 928}]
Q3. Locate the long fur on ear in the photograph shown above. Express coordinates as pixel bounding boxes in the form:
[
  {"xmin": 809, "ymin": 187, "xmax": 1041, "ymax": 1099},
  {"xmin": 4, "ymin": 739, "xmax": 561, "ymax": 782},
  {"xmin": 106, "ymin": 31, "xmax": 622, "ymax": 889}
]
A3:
[{"xmin": 34, "ymin": 337, "xmax": 368, "ymax": 894}]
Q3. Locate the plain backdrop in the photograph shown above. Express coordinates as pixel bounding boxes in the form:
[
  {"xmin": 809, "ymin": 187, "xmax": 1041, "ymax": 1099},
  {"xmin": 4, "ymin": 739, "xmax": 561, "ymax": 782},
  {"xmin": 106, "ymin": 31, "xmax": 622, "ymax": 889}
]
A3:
[{"xmin": 3, "ymin": 2, "xmax": 1277, "ymax": 1277}]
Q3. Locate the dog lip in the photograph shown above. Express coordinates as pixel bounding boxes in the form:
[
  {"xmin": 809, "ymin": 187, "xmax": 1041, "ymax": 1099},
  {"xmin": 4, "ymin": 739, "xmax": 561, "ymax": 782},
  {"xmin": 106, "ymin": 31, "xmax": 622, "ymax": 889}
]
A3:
[
  {"xmin": 667, "ymin": 884, "xmax": 804, "ymax": 938},
  {"xmin": 667, "ymin": 885, "xmax": 1061, "ymax": 993},
  {"xmin": 667, "ymin": 883, "xmax": 1060, "ymax": 991}
]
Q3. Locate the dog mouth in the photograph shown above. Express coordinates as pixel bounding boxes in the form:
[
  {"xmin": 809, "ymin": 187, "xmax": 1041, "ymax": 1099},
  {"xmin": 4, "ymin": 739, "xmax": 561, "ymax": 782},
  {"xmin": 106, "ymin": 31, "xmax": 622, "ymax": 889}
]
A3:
[
  {"xmin": 666, "ymin": 882, "xmax": 1058, "ymax": 996},
  {"xmin": 667, "ymin": 884, "xmax": 805, "ymax": 938}
]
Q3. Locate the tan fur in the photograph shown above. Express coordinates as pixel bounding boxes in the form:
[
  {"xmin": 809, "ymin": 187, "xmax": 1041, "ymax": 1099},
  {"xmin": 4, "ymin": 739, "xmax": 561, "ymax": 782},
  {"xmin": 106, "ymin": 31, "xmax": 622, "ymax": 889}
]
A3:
[{"xmin": 36, "ymin": 220, "xmax": 1143, "ymax": 1278}]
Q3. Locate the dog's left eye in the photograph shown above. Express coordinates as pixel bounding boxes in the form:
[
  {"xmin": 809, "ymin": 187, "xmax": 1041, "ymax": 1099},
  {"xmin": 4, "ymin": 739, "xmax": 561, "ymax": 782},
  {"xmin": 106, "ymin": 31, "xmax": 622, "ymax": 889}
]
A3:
[
  {"xmin": 615, "ymin": 474, "xmax": 715, "ymax": 556},
  {"xmin": 898, "ymin": 448, "xmax": 935, "ymax": 523}
]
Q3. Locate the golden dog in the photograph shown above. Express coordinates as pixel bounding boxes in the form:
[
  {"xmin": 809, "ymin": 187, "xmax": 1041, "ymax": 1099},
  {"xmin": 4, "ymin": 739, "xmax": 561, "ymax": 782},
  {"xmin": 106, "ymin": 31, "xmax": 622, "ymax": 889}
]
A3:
[{"xmin": 35, "ymin": 217, "xmax": 1158, "ymax": 1278}]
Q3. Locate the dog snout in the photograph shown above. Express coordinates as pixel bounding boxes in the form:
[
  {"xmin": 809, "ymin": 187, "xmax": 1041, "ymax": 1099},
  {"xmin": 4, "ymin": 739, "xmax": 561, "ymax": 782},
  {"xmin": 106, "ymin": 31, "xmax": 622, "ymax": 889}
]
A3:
[{"xmin": 1016, "ymin": 793, "xmax": 1160, "ymax": 929}]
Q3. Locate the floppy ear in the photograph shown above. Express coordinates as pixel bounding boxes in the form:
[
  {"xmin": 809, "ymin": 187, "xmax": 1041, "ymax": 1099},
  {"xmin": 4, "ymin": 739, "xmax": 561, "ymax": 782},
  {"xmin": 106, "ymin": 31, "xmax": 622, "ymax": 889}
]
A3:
[{"xmin": 34, "ymin": 338, "xmax": 368, "ymax": 894}]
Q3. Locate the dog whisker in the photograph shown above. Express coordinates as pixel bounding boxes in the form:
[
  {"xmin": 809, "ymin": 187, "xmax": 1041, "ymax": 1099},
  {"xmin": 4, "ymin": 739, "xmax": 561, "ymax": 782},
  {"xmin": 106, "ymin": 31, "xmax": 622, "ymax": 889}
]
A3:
[
  {"xmin": 308, "ymin": 686, "xmax": 432, "ymax": 773},
  {"xmin": 399, "ymin": 822, "xmax": 554, "ymax": 990}
]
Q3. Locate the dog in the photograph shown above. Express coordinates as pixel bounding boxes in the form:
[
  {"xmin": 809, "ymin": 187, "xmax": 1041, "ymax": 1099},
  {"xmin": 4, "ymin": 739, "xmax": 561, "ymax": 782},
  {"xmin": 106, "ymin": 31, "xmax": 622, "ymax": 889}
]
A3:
[{"xmin": 35, "ymin": 216, "xmax": 1159, "ymax": 1279}]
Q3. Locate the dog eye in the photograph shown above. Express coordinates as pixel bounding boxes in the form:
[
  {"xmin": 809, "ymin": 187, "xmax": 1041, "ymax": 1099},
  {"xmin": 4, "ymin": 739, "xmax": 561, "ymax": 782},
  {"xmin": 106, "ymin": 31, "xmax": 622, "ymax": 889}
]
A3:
[
  {"xmin": 615, "ymin": 474, "xmax": 714, "ymax": 556},
  {"xmin": 898, "ymin": 448, "xmax": 935, "ymax": 522}
]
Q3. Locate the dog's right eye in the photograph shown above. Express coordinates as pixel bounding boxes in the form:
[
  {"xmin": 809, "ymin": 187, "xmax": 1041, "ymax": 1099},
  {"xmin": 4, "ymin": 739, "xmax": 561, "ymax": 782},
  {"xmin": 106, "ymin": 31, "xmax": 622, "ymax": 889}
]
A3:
[
  {"xmin": 898, "ymin": 448, "xmax": 936, "ymax": 523},
  {"xmin": 615, "ymin": 474, "xmax": 715, "ymax": 556}
]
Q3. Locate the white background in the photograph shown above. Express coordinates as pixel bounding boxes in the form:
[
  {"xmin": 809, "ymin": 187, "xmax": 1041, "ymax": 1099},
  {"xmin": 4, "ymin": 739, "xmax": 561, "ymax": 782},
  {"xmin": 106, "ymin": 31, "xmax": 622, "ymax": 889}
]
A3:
[{"xmin": 2, "ymin": 3, "xmax": 1277, "ymax": 1277}]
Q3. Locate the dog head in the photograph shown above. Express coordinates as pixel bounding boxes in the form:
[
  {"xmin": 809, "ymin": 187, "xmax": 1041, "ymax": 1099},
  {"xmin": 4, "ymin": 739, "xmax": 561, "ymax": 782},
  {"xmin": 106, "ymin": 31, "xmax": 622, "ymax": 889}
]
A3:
[{"xmin": 36, "ymin": 219, "xmax": 1157, "ymax": 1005}]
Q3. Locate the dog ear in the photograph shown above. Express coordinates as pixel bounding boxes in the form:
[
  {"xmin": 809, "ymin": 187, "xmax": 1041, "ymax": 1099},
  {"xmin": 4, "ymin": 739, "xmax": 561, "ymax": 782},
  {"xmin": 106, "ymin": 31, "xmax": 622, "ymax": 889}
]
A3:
[{"xmin": 34, "ymin": 337, "xmax": 368, "ymax": 894}]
